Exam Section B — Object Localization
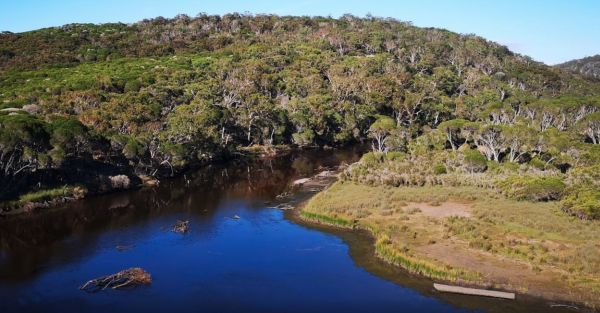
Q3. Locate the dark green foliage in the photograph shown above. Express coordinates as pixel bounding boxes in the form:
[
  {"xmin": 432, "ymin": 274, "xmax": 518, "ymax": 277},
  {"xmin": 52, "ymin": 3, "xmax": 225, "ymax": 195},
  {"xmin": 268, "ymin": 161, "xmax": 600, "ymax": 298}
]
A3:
[
  {"xmin": 122, "ymin": 138, "xmax": 146, "ymax": 160},
  {"xmin": 46, "ymin": 116, "xmax": 89, "ymax": 150},
  {"xmin": 0, "ymin": 113, "xmax": 50, "ymax": 174}
]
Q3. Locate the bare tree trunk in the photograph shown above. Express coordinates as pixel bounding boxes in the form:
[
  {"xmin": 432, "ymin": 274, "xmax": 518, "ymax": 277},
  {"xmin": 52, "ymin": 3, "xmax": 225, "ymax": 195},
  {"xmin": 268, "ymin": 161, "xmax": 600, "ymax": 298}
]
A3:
[{"xmin": 448, "ymin": 132, "xmax": 456, "ymax": 151}]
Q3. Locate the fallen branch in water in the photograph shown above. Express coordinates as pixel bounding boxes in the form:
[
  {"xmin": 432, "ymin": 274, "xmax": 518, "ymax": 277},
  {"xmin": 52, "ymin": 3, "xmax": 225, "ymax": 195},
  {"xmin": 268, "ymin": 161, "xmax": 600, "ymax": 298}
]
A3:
[
  {"xmin": 80, "ymin": 268, "xmax": 151, "ymax": 292},
  {"xmin": 172, "ymin": 220, "xmax": 189, "ymax": 233}
]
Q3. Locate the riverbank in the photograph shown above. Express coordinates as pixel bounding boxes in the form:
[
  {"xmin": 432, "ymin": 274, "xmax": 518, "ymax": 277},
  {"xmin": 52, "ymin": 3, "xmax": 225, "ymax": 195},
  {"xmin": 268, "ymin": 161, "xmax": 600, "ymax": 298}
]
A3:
[
  {"xmin": 299, "ymin": 181, "xmax": 600, "ymax": 309},
  {"xmin": 0, "ymin": 144, "xmax": 301, "ymax": 215}
]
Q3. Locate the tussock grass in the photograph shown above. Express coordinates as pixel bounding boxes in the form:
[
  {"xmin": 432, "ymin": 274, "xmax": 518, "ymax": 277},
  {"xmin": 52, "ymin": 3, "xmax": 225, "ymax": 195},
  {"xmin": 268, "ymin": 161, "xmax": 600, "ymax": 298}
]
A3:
[
  {"xmin": 374, "ymin": 234, "xmax": 479, "ymax": 282},
  {"xmin": 18, "ymin": 186, "xmax": 72, "ymax": 203},
  {"xmin": 1, "ymin": 186, "xmax": 78, "ymax": 211},
  {"xmin": 300, "ymin": 211, "xmax": 352, "ymax": 227}
]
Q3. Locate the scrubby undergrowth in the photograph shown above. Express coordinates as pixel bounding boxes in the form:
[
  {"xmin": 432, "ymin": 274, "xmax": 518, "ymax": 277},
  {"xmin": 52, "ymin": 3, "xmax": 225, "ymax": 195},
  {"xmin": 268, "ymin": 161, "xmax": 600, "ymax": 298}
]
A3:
[{"xmin": 342, "ymin": 132, "xmax": 600, "ymax": 219}]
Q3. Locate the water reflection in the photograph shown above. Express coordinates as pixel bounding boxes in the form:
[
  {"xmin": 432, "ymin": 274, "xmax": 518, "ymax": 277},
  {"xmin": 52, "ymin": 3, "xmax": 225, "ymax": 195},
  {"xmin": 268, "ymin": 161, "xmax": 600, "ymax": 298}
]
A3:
[{"xmin": 0, "ymin": 148, "xmax": 360, "ymax": 283}]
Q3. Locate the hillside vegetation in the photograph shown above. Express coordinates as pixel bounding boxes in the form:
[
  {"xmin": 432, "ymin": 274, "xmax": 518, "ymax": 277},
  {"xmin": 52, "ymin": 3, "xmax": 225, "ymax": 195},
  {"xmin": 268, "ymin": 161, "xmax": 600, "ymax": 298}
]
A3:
[
  {"xmin": 1, "ymin": 13, "xmax": 600, "ymax": 208},
  {"xmin": 556, "ymin": 55, "xmax": 600, "ymax": 80}
]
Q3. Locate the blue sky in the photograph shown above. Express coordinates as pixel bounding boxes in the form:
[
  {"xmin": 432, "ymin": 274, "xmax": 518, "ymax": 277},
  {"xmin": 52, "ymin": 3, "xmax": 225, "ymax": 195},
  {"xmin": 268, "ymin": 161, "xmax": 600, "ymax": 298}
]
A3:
[{"xmin": 1, "ymin": 0, "xmax": 599, "ymax": 65}]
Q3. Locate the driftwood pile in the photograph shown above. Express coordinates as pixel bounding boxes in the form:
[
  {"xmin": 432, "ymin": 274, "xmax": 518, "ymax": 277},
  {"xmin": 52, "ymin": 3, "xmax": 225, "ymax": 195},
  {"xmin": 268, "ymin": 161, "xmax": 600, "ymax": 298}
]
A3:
[
  {"xmin": 80, "ymin": 268, "xmax": 151, "ymax": 292},
  {"xmin": 172, "ymin": 220, "xmax": 189, "ymax": 233}
]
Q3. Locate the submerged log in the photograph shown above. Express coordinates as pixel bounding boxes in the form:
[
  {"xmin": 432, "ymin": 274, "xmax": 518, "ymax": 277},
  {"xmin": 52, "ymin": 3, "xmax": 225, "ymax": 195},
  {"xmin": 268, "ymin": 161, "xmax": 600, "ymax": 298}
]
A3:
[
  {"xmin": 80, "ymin": 268, "xmax": 151, "ymax": 292},
  {"xmin": 433, "ymin": 283, "xmax": 515, "ymax": 299},
  {"xmin": 172, "ymin": 220, "xmax": 189, "ymax": 233},
  {"xmin": 115, "ymin": 244, "xmax": 134, "ymax": 252}
]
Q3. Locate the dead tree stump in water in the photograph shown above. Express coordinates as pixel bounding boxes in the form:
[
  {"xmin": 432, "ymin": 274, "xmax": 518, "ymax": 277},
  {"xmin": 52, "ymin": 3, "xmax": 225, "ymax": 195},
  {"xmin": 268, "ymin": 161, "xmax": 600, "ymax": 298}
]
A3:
[
  {"xmin": 172, "ymin": 220, "xmax": 189, "ymax": 233},
  {"xmin": 80, "ymin": 268, "xmax": 151, "ymax": 292}
]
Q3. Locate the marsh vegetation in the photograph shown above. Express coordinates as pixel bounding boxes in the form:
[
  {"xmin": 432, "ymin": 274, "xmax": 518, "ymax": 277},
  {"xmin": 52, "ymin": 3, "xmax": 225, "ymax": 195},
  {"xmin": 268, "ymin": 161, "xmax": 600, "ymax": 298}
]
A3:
[{"xmin": 303, "ymin": 182, "xmax": 600, "ymax": 306}]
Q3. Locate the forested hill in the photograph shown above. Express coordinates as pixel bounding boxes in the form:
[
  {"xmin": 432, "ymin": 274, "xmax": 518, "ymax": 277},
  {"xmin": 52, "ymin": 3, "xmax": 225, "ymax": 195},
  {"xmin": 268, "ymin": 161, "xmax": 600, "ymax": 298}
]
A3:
[
  {"xmin": 556, "ymin": 55, "xmax": 600, "ymax": 80},
  {"xmin": 1, "ymin": 14, "xmax": 600, "ymax": 204}
]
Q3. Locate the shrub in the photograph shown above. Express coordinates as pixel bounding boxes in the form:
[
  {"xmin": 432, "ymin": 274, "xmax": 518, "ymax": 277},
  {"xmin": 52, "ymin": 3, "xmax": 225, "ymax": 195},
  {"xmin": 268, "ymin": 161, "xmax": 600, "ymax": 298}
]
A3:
[
  {"xmin": 529, "ymin": 157, "xmax": 547, "ymax": 170},
  {"xmin": 561, "ymin": 165, "xmax": 600, "ymax": 219},
  {"xmin": 433, "ymin": 164, "xmax": 447, "ymax": 175},
  {"xmin": 292, "ymin": 129, "xmax": 315, "ymax": 146},
  {"xmin": 561, "ymin": 187, "xmax": 600, "ymax": 220},
  {"xmin": 500, "ymin": 175, "xmax": 566, "ymax": 201},
  {"xmin": 385, "ymin": 151, "xmax": 406, "ymax": 161},
  {"xmin": 566, "ymin": 164, "xmax": 600, "ymax": 187},
  {"xmin": 123, "ymin": 138, "xmax": 147, "ymax": 160},
  {"xmin": 124, "ymin": 80, "xmax": 143, "ymax": 92},
  {"xmin": 462, "ymin": 149, "xmax": 487, "ymax": 173},
  {"xmin": 500, "ymin": 161, "xmax": 520, "ymax": 172},
  {"xmin": 361, "ymin": 152, "xmax": 384, "ymax": 166}
]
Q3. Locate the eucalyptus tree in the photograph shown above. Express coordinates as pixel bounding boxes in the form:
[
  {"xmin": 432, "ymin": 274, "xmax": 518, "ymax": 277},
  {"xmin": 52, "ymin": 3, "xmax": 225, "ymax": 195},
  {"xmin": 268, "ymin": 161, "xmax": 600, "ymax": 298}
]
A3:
[
  {"xmin": 473, "ymin": 124, "xmax": 506, "ymax": 162},
  {"xmin": 368, "ymin": 115, "xmax": 397, "ymax": 152},
  {"xmin": 438, "ymin": 119, "xmax": 468, "ymax": 150}
]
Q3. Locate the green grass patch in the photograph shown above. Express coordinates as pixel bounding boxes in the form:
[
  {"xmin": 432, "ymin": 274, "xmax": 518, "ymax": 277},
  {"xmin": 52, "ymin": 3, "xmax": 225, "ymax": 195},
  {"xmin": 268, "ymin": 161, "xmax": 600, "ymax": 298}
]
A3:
[
  {"xmin": 18, "ymin": 186, "xmax": 73, "ymax": 203},
  {"xmin": 1, "ymin": 186, "xmax": 76, "ymax": 210},
  {"xmin": 300, "ymin": 211, "xmax": 352, "ymax": 227}
]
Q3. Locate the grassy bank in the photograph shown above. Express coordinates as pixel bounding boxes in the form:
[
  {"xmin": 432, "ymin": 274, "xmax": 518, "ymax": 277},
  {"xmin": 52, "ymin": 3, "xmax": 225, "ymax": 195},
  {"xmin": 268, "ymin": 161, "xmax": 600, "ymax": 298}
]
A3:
[
  {"xmin": 301, "ymin": 181, "xmax": 600, "ymax": 307},
  {"xmin": 0, "ymin": 186, "xmax": 85, "ymax": 213}
]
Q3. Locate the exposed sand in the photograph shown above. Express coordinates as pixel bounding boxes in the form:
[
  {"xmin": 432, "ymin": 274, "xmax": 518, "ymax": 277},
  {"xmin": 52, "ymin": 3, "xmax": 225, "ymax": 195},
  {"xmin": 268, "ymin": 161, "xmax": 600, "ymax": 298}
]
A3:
[{"xmin": 402, "ymin": 201, "xmax": 471, "ymax": 218}]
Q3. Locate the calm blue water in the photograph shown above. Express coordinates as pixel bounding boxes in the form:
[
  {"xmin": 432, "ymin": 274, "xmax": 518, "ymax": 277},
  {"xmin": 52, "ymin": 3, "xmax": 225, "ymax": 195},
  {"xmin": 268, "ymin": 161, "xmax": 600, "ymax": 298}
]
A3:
[{"xmin": 0, "ymin": 150, "xmax": 574, "ymax": 313}]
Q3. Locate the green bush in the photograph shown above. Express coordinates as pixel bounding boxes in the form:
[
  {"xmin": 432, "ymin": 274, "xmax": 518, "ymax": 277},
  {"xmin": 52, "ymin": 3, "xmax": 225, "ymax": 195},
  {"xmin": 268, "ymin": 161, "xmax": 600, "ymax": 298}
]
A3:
[
  {"xmin": 561, "ymin": 187, "xmax": 600, "ymax": 220},
  {"xmin": 433, "ymin": 164, "xmax": 447, "ymax": 175},
  {"xmin": 529, "ymin": 157, "xmax": 547, "ymax": 170},
  {"xmin": 292, "ymin": 129, "xmax": 315, "ymax": 147},
  {"xmin": 122, "ymin": 138, "xmax": 147, "ymax": 160},
  {"xmin": 124, "ymin": 80, "xmax": 143, "ymax": 92},
  {"xmin": 500, "ymin": 162, "xmax": 520, "ymax": 172},
  {"xmin": 360, "ymin": 152, "xmax": 384, "ymax": 166},
  {"xmin": 462, "ymin": 149, "xmax": 487, "ymax": 173},
  {"xmin": 500, "ymin": 175, "xmax": 566, "ymax": 201},
  {"xmin": 385, "ymin": 151, "xmax": 406, "ymax": 161}
]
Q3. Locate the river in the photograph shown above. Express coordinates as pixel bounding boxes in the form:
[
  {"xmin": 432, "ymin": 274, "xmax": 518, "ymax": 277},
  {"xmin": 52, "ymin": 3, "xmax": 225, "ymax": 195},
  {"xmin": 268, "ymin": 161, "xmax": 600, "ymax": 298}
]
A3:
[{"xmin": 0, "ymin": 148, "xmax": 576, "ymax": 313}]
